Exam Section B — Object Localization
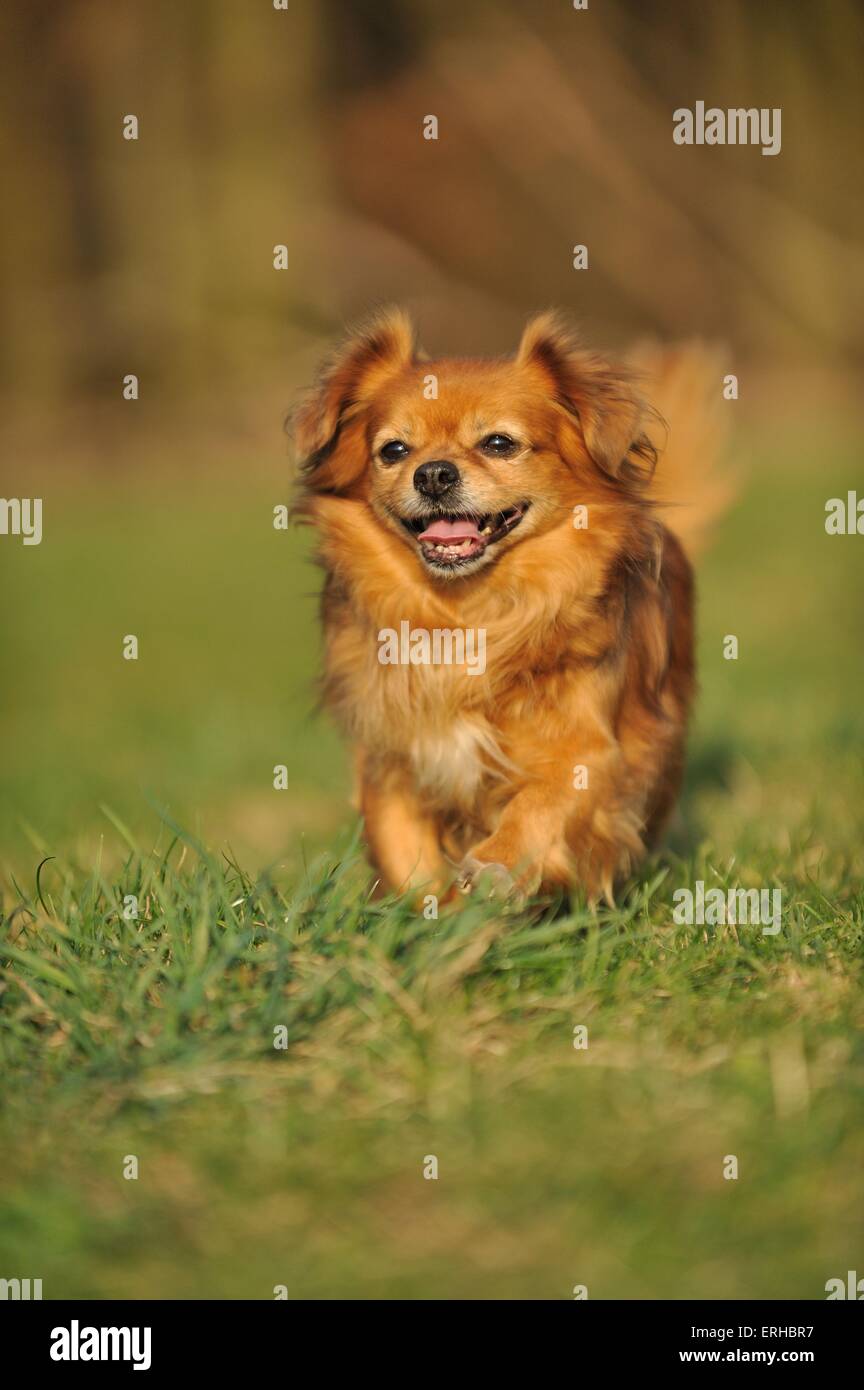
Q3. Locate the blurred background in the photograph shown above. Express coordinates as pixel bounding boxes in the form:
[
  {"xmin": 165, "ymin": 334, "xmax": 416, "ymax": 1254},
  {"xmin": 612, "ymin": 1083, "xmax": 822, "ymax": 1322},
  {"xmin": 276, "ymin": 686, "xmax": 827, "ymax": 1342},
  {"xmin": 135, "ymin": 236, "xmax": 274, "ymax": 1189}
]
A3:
[{"xmin": 0, "ymin": 0, "xmax": 862, "ymax": 868}]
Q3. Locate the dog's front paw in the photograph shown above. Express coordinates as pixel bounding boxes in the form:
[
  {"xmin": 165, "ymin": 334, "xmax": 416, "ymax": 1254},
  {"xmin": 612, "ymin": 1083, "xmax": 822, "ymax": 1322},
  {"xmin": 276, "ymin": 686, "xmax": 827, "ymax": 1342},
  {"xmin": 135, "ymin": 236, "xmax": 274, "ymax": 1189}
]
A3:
[{"xmin": 455, "ymin": 856, "xmax": 519, "ymax": 902}]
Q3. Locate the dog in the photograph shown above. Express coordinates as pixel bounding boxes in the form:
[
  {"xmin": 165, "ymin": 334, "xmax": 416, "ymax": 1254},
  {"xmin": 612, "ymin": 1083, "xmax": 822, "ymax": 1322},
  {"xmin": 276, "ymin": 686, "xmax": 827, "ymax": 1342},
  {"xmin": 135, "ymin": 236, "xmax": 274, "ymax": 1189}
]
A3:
[{"xmin": 293, "ymin": 309, "xmax": 730, "ymax": 904}]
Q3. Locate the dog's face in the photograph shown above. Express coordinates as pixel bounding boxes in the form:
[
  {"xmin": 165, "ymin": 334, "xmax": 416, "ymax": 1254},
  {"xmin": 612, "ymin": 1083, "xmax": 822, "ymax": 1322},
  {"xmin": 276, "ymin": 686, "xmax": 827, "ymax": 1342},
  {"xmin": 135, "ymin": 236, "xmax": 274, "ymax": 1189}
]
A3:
[
  {"xmin": 295, "ymin": 310, "xmax": 654, "ymax": 581},
  {"xmin": 366, "ymin": 362, "xmax": 577, "ymax": 577}
]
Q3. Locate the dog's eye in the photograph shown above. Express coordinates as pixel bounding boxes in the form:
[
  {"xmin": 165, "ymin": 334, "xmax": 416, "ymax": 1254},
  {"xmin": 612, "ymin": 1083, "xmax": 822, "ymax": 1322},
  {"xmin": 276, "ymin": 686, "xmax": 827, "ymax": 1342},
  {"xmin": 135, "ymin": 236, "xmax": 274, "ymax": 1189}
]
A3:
[
  {"xmin": 379, "ymin": 440, "xmax": 411, "ymax": 463},
  {"xmin": 480, "ymin": 433, "xmax": 518, "ymax": 457}
]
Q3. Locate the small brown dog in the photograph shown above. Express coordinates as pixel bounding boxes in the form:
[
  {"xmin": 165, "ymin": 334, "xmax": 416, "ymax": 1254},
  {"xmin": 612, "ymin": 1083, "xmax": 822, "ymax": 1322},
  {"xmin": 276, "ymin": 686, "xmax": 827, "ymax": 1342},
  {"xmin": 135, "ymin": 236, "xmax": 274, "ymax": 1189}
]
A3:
[{"xmin": 294, "ymin": 310, "xmax": 729, "ymax": 903}]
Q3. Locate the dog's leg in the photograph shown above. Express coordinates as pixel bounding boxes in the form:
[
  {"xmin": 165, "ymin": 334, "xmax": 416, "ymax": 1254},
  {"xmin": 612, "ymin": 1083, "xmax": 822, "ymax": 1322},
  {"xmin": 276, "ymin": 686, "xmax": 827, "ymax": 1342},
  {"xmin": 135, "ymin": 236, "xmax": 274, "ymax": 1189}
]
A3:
[
  {"xmin": 457, "ymin": 738, "xmax": 650, "ymax": 904},
  {"xmin": 456, "ymin": 783, "xmax": 573, "ymax": 902},
  {"xmin": 360, "ymin": 764, "xmax": 446, "ymax": 899}
]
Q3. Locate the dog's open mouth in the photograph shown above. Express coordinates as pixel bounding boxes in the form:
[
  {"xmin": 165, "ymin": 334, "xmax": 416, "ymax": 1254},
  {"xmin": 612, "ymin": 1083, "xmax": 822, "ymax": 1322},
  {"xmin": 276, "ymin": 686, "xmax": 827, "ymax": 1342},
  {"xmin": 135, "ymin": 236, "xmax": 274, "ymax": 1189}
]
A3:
[{"xmin": 401, "ymin": 503, "xmax": 529, "ymax": 567}]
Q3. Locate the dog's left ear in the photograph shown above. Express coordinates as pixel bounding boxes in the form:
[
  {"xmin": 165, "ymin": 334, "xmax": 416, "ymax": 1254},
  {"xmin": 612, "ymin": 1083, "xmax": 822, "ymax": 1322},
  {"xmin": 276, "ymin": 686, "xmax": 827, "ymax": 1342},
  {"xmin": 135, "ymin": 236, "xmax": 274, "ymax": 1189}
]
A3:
[
  {"xmin": 294, "ymin": 307, "xmax": 416, "ymax": 492},
  {"xmin": 517, "ymin": 312, "xmax": 656, "ymax": 488}
]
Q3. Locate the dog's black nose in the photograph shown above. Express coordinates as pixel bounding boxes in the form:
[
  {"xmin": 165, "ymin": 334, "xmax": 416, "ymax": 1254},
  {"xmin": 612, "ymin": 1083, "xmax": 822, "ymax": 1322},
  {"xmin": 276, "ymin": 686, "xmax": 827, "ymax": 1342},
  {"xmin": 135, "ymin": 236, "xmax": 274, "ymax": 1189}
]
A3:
[{"xmin": 413, "ymin": 460, "xmax": 460, "ymax": 499}]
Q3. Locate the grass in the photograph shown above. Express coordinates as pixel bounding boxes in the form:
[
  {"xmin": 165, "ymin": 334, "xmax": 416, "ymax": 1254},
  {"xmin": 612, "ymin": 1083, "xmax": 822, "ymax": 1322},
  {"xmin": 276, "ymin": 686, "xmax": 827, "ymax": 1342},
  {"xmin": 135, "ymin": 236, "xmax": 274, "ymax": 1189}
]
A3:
[{"xmin": 1, "ymin": 422, "xmax": 863, "ymax": 1299}]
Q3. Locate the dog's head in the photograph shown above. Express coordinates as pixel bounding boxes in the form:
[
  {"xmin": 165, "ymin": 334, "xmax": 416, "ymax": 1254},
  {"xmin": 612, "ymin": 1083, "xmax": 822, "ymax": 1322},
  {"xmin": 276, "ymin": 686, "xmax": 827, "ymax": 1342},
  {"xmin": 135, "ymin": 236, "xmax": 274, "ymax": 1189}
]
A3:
[{"xmin": 294, "ymin": 308, "xmax": 656, "ymax": 580}]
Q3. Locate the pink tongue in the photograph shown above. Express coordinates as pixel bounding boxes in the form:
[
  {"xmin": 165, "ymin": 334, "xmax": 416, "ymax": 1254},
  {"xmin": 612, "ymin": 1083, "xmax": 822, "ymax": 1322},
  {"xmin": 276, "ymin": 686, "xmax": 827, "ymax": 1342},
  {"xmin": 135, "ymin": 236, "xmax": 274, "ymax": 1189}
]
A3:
[{"xmin": 418, "ymin": 517, "xmax": 481, "ymax": 543}]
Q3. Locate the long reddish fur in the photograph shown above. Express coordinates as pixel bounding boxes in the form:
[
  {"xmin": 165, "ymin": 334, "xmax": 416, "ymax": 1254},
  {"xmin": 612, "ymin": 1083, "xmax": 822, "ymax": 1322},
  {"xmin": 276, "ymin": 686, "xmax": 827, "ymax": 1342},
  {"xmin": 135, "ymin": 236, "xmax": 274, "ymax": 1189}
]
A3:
[{"xmin": 293, "ymin": 310, "xmax": 729, "ymax": 904}]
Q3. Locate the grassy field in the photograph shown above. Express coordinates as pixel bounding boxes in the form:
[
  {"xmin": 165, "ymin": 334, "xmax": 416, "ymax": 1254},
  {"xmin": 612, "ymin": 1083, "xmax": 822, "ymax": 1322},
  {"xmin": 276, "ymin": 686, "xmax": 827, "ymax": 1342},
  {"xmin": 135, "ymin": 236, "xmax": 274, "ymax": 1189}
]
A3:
[{"xmin": 1, "ymin": 421, "xmax": 863, "ymax": 1299}]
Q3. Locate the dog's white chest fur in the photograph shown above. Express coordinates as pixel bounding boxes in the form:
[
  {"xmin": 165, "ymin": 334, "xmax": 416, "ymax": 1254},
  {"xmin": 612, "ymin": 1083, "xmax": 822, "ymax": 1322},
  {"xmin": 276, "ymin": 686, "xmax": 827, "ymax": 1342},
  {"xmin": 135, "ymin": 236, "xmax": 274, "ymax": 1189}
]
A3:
[{"xmin": 410, "ymin": 717, "xmax": 492, "ymax": 806}]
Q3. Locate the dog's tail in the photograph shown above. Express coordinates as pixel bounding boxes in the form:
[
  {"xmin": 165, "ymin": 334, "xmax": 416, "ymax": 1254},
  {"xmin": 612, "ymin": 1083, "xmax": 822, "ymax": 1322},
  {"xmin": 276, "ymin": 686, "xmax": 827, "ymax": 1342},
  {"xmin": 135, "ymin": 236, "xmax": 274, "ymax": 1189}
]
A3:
[{"xmin": 630, "ymin": 341, "xmax": 738, "ymax": 557}]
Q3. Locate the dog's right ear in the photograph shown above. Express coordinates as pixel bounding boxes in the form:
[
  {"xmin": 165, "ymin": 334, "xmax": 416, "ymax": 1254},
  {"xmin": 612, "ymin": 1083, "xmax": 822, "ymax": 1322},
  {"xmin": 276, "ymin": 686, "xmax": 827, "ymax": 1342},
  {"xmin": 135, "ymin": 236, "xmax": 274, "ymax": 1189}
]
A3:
[{"xmin": 293, "ymin": 308, "xmax": 416, "ymax": 493}]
